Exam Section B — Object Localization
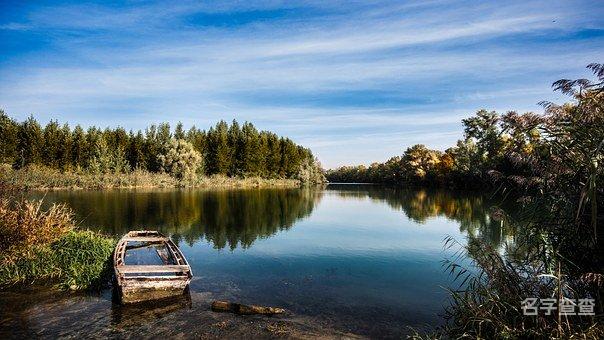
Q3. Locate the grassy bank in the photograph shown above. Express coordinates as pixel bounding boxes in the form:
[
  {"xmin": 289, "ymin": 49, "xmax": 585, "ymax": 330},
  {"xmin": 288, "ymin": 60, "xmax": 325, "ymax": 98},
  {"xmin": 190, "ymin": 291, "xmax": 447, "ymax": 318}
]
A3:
[
  {"xmin": 0, "ymin": 164, "xmax": 301, "ymax": 190},
  {"xmin": 0, "ymin": 195, "xmax": 114, "ymax": 290}
]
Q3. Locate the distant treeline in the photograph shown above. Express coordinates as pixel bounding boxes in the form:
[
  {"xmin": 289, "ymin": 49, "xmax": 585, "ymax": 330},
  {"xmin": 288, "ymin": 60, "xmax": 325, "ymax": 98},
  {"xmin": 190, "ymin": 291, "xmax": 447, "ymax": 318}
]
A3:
[
  {"xmin": 0, "ymin": 112, "xmax": 323, "ymax": 182},
  {"xmin": 327, "ymin": 64, "xmax": 603, "ymax": 194},
  {"xmin": 326, "ymin": 108, "xmax": 550, "ymax": 188}
]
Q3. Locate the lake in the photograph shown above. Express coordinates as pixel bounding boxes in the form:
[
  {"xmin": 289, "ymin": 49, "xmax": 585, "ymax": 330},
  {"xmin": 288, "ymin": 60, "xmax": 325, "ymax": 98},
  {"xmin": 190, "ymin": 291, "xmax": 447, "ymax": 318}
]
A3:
[{"xmin": 0, "ymin": 184, "xmax": 511, "ymax": 338}]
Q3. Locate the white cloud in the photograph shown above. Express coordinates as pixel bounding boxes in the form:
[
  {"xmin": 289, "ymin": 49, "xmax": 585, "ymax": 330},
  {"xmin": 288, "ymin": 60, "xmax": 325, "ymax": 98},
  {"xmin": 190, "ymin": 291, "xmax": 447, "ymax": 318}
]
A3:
[{"xmin": 1, "ymin": 0, "xmax": 602, "ymax": 167}]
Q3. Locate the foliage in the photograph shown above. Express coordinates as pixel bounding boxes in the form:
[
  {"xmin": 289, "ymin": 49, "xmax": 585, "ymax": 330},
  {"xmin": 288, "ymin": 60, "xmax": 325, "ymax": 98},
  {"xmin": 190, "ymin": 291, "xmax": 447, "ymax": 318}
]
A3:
[
  {"xmin": 296, "ymin": 156, "xmax": 327, "ymax": 185},
  {"xmin": 0, "ymin": 230, "xmax": 114, "ymax": 290},
  {"xmin": 0, "ymin": 198, "xmax": 74, "ymax": 258},
  {"xmin": 0, "ymin": 192, "xmax": 114, "ymax": 290},
  {"xmin": 158, "ymin": 138, "xmax": 203, "ymax": 180},
  {"xmin": 326, "ymin": 63, "xmax": 604, "ymax": 338},
  {"xmin": 438, "ymin": 63, "xmax": 604, "ymax": 338},
  {"xmin": 442, "ymin": 237, "xmax": 603, "ymax": 339},
  {"xmin": 0, "ymin": 114, "xmax": 318, "ymax": 182}
]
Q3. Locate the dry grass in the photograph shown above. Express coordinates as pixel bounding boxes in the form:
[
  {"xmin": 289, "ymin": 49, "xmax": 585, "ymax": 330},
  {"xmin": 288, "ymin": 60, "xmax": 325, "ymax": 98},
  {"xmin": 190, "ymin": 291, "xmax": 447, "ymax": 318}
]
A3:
[
  {"xmin": 441, "ymin": 236, "xmax": 604, "ymax": 339},
  {"xmin": 0, "ymin": 164, "xmax": 300, "ymax": 190},
  {"xmin": 0, "ymin": 188, "xmax": 115, "ymax": 290},
  {"xmin": 0, "ymin": 198, "xmax": 74, "ymax": 259}
]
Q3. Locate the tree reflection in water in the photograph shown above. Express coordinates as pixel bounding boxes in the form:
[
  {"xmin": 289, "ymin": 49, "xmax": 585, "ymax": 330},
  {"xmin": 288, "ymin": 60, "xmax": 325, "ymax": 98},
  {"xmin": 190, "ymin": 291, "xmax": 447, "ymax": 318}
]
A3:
[
  {"xmin": 328, "ymin": 184, "xmax": 516, "ymax": 249},
  {"xmin": 40, "ymin": 188, "xmax": 322, "ymax": 250},
  {"xmin": 39, "ymin": 185, "xmax": 514, "ymax": 250}
]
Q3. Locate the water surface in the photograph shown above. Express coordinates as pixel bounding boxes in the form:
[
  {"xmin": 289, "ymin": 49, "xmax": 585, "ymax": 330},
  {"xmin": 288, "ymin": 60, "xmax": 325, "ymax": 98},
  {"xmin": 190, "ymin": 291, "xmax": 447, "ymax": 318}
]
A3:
[{"xmin": 0, "ymin": 185, "xmax": 511, "ymax": 338}]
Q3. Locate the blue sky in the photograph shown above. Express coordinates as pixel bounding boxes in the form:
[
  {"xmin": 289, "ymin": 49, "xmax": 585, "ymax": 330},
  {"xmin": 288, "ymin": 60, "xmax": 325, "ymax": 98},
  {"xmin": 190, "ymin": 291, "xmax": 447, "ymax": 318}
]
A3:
[{"xmin": 1, "ymin": 1, "xmax": 603, "ymax": 168}]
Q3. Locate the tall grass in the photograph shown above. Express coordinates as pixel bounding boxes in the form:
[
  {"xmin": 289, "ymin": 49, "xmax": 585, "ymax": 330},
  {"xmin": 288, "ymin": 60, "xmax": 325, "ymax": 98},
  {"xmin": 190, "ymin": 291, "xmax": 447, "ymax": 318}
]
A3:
[
  {"xmin": 0, "ymin": 188, "xmax": 115, "ymax": 290},
  {"xmin": 441, "ymin": 236, "xmax": 603, "ymax": 339},
  {"xmin": 0, "ymin": 198, "xmax": 74, "ymax": 258},
  {"xmin": 0, "ymin": 164, "xmax": 301, "ymax": 190},
  {"xmin": 0, "ymin": 230, "xmax": 114, "ymax": 290}
]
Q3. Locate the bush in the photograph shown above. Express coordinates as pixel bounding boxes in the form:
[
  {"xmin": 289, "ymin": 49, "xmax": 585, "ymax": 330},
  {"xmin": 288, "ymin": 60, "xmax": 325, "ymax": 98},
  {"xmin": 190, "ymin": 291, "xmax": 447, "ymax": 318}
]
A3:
[
  {"xmin": 0, "ymin": 198, "xmax": 74, "ymax": 258},
  {"xmin": 158, "ymin": 138, "xmax": 203, "ymax": 180},
  {"xmin": 0, "ymin": 196, "xmax": 115, "ymax": 290},
  {"xmin": 0, "ymin": 230, "xmax": 114, "ymax": 290}
]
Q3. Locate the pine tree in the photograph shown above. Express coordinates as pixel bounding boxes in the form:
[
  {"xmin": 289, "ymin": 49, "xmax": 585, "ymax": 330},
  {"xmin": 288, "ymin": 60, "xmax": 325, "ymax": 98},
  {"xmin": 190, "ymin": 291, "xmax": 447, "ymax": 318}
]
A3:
[
  {"xmin": 57, "ymin": 123, "xmax": 72, "ymax": 170},
  {"xmin": 206, "ymin": 121, "xmax": 230, "ymax": 175},
  {"xmin": 242, "ymin": 122, "xmax": 261, "ymax": 176},
  {"xmin": 228, "ymin": 120, "xmax": 242, "ymax": 176},
  {"xmin": 0, "ymin": 110, "xmax": 18, "ymax": 164},
  {"xmin": 43, "ymin": 120, "xmax": 61, "ymax": 167},
  {"xmin": 15, "ymin": 116, "xmax": 43, "ymax": 168},
  {"xmin": 128, "ymin": 130, "xmax": 146, "ymax": 169},
  {"xmin": 186, "ymin": 126, "xmax": 206, "ymax": 158},
  {"xmin": 71, "ymin": 125, "xmax": 87, "ymax": 170},
  {"xmin": 266, "ymin": 132, "xmax": 281, "ymax": 178},
  {"xmin": 174, "ymin": 122, "xmax": 185, "ymax": 140}
]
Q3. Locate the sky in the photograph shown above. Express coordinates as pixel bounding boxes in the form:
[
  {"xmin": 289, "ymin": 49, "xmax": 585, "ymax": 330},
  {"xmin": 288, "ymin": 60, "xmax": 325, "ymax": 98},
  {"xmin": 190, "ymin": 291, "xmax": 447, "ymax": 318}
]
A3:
[{"xmin": 0, "ymin": 1, "xmax": 603, "ymax": 168}]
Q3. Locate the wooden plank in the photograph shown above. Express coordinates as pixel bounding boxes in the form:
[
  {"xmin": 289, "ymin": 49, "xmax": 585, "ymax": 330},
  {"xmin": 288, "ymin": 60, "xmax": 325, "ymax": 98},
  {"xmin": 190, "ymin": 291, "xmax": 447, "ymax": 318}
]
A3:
[
  {"xmin": 116, "ymin": 265, "xmax": 190, "ymax": 273},
  {"xmin": 123, "ymin": 237, "xmax": 167, "ymax": 242},
  {"xmin": 123, "ymin": 275, "xmax": 189, "ymax": 280}
]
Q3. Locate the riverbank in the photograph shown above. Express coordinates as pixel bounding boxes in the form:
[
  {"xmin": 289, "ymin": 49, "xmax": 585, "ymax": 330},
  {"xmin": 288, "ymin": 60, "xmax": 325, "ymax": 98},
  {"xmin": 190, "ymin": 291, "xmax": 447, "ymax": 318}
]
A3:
[
  {"xmin": 0, "ymin": 288, "xmax": 363, "ymax": 339},
  {"xmin": 0, "ymin": 164, "xmax": 301, "ymax": 190},
  {"xmin": 0, "ymin": 194, "xmax": 115, "ymax": 290}
]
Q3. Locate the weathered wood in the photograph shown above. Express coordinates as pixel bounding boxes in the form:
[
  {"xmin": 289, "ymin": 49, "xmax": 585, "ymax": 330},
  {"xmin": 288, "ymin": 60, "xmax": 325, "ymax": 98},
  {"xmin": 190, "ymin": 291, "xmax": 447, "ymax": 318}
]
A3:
[
  {"xmin": 211, "ymin": 301, "xmax": 286, "ymax": 315},
  {"xmin": 116, "ymin": 265, "xmax": 190, "ymax": 273},
  {"xmin": 114, "ymin": 230, "xmax": 192, "ymax": 304},
  {"xmin": 122, "ymin": 236, "xmax": 167, "ymax": 242}
]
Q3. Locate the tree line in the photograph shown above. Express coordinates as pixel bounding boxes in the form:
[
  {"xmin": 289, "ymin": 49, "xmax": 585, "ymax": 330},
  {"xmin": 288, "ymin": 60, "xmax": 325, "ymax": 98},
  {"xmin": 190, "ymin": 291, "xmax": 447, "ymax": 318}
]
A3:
[
  {"xmin": 326, "ymin": 107, "xmax": 542, "ymax": 188},
  {"xmin": 0, "ymin": 113, "xmax": 324, "ymax": 183},
  {"xmin": 326, "ymin": 86, "xmax": 596, "ymax": 191}
]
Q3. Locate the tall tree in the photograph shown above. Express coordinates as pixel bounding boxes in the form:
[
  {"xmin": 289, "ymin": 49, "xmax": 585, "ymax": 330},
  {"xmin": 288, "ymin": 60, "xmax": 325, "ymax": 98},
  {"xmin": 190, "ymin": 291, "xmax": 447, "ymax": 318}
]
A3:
[
  {"xmin": 71, "ymin": 125, "xmax": 87, "ymax": 170},
  {"xmin": 15, "ymin": 116, "xmax": 43, "ymax": 168},
  {"xmin": 0, "ymin": 110, "xmax": 18, "ymax": 164}
]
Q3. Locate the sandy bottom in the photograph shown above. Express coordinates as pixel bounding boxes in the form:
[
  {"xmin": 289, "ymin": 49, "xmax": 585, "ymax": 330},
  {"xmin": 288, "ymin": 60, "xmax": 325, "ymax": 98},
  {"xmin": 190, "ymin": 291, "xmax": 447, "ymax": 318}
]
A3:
[{"xmin": 0, "ymin": 288, "xmax": 365, "ymax": 339}]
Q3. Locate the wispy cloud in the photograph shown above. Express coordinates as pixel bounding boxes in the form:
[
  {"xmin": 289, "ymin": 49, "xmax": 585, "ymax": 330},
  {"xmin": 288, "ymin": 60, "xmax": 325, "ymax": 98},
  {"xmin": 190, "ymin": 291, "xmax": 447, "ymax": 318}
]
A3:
[{"xmin": 0, "ymin": 0, "xmax": 602, "ymax": 167}]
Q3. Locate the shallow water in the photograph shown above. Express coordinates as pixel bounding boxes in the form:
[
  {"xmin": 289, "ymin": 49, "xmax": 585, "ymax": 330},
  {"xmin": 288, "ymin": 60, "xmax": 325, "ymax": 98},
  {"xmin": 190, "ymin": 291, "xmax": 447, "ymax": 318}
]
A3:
[{"xmin": 0, "ymin": 184, "xmax": 510, "ymax": 338}]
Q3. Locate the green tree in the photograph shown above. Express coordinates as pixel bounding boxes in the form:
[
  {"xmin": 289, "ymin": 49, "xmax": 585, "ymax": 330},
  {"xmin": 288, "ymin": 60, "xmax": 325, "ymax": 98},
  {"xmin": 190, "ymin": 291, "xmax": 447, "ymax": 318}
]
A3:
[
  {"xmin": 227, "ymin": 120, "xmax": 242, "ymax": 176},
  {"xmin": 15, "ymin": 116, "xmax": 43, "ymax": 168},
  {"xmin": 206, "ymin": 121, "xmax": 230, "ymax": 175},
  {"xmin": 242, "ymin": 122, "xmax": 262, "ymax": 176},
  {"xmin": 42, "ymin": 120, "xmax": 61, "ymax": 168},
  {"xmin": 174, "ymin": 122, "xmax": 185, "ymax": 140},
  {"xmin": 128, "ymin": 130, "xmax": 146, "ymax": 170},
  {"xmin": 71, "ymin": 125, "xmax": 87, "ymax": 170},
  {"xmin": 0, "ymin": 110, "xmax": 18, "ymax": 164},
  {"xmin": 57, "ymin": 123, "xmax": 72, "ymax": 170},
  {"xmin": 462, "ymin": 109, "xmax": 504, "ymax": 163},
  {"xmin": 158, "ymin": 139, "xmax": 203, "ymax": 180}
]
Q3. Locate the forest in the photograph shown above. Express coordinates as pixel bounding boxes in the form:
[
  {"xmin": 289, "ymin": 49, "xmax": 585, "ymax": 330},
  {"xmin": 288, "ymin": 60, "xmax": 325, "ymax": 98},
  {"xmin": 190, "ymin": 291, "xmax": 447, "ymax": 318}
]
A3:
[{"xmin": 0, "ymin": 114, "xmax": 325, "ymax": 185}]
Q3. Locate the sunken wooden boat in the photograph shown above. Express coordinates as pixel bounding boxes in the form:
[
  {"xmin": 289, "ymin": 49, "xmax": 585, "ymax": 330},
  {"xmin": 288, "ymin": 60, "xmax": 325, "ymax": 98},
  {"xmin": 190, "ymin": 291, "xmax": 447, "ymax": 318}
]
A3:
[{"xmin": 114, "ymin": 231, "xmax": 192, "ymax": 304}]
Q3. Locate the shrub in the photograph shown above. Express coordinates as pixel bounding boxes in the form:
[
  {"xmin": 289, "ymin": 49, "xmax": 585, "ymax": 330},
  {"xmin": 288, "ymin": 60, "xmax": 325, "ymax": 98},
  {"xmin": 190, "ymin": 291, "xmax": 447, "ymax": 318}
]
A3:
[
  {"xmin": 0, "ymin": 230, "xmax": 114, "ymax": 290},
  {"xmin": 0, "ymin": 198, "xmax": 74, "ymax": 258},
  {"xmin": 158, "ymin": 138, "xmax": 203, "ymax": 180},
  {"xmin": 0, "ymin": 196, "xmax": 115, "ymax": 290}
]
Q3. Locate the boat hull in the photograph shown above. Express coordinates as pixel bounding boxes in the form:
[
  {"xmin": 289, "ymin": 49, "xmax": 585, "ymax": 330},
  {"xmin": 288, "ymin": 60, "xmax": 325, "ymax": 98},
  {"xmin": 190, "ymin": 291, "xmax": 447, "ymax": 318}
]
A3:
[
  {"xmin": 113, "ymin": 230, "xmax": 193, "ymax": 304},
  {"xmin": 119, "ymin": 277, "xmax": 191, "ymax": 304}
]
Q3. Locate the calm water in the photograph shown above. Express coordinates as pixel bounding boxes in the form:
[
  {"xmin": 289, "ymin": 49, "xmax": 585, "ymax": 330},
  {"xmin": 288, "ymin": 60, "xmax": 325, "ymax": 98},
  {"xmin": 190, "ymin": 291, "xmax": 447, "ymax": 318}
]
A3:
[{"xmin": 0, "ymin": 185, "xmax": 511, "ymax": 338}]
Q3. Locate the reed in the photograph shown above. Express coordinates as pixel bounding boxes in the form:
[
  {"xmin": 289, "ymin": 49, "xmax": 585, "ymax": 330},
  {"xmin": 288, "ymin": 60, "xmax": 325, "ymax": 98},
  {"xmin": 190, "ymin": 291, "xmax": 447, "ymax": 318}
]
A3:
[
  {"xmin": 0, "ymin": 164, "xmax": 301, "ymax": 190},
  {"xmin": 441, "ymin": 236, "xmax": 603, "ymax": 339},
  {"xmin": 0, "ymin": 198, "xmax": 74, "ymax": 258},
  {"xmin": 0, "ymin": 230, "xmax": 114, "ymax": 290},
  {"xmin": 0, "ymin": 191, "xmax": 115, "ymax": 290}
]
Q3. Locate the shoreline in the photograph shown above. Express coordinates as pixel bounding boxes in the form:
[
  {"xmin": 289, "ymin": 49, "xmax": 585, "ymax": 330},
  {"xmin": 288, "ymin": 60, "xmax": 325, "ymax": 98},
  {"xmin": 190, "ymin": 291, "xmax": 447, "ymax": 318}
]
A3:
[{"xmin": 0, "ymin": 164, "xmax": 302, "ymax": 191}]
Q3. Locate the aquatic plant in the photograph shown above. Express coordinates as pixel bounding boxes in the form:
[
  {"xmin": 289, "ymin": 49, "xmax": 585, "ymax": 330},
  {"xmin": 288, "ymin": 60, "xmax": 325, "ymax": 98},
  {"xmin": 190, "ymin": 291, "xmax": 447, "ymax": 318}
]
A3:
[
  {"xmin": 0, "ymin": 197, "xmax": 74, "ymax": 258},
  {"xmin": 0, "ymin": 191, "xmax": 115, "ymax": 290},
  {"xmin": 0, "ymin": 230, "xmax": 114, "ymax": 290}
]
